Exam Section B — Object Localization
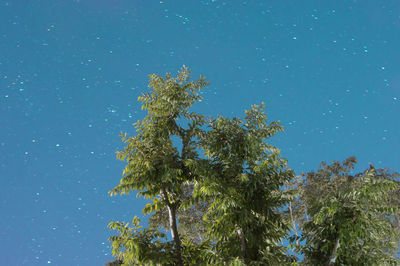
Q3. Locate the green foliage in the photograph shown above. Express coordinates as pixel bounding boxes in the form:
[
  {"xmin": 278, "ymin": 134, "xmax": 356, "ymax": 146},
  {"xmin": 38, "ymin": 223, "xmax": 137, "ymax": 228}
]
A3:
[
  {"xmin": 196, "ymin": 103, "xmax": 294, "ymax": 265},
  {"xmin": 109, "ymin": 65, "xmax": 207, "ymax": 200},
  {"xmin": 108, "ymin": 217, "xmax": 175, "ymax": 265},
  {"xmin": 107, "ymin": 66, "xmax": 400, "ymax": 265},
  {"xmin": 292, "ymin": 157, "xmax": 400, "ymax": 265},
  {"xmin": 108, "ymin": 66, "xmax": 209, "ymax": 265}
]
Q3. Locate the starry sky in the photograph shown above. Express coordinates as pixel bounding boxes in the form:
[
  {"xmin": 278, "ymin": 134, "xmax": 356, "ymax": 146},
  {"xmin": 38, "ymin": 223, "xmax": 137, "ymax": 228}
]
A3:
[{"xmin": 1, "ymin": 0, "xmax": 399, "ymax": 265}]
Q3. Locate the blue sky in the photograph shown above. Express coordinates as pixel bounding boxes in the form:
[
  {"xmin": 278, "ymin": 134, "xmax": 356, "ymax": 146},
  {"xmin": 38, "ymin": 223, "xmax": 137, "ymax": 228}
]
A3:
[{"xmin": 1, "ymin": 1, "xmax": 399, "ymax": 265}]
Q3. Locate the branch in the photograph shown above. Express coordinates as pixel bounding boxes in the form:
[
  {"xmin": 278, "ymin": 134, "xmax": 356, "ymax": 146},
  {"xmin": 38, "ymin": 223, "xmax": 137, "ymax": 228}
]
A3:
[{"xmin": 328, "ymin": 237, "xmax": 340, "ymax": 265}]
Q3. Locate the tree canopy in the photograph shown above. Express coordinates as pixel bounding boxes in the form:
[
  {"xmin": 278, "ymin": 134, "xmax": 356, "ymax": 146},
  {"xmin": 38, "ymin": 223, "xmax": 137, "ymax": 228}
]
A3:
[
  {"xmin": 290, "ymin": 157, "xmax": 400, "ymax": 265},
  {"xmin": 107, "ymin": 67, "xmax": 399, "ymax": 265}
]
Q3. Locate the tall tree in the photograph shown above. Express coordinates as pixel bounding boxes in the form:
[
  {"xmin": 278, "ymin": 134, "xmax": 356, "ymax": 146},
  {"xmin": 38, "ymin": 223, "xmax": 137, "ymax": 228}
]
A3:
[
  {"xmin": 292, "ymin": 157, "xmax": 400, "ymax": 265},
  {"xmin": 108, "ymin": 66, "xmax": 208, "ymax": 265},
  {"xmin": 197, "ymin": 103, "xmax": 295, "ymax": 265}
]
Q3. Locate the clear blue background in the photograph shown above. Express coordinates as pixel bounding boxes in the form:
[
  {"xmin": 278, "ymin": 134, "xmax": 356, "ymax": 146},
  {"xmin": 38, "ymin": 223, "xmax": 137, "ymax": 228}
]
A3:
[{"xmin": 1, "ymin": 0, "xmax": 399, "ymax": 265}]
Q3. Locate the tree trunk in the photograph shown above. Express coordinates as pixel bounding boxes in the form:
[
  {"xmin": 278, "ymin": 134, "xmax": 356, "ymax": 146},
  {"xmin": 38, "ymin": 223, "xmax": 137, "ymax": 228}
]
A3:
[
  {"xmin": 161, "ymin": 188, "xmax": 184, "ymax": 266},
  {"xmin": 167, "ymin": 204, "xmax": 183, "ymax": 266},
  {"xmin": 237, "ymin": 227, "xmax": 246, "ymax": 261},
  {"xmin": 328, "ymin": 237, "xmax": 340, "ymax": 265},
  {"xmin": 288, "ymin": 201, "xmax": 299, "ymax": 258}
]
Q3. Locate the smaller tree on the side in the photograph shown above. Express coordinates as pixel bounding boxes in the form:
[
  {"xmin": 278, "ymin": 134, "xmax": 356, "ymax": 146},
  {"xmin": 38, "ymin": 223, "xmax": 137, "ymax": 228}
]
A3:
[{"xmin": 291, "ymin": 157, "xmax": 400, "ymax": 265}]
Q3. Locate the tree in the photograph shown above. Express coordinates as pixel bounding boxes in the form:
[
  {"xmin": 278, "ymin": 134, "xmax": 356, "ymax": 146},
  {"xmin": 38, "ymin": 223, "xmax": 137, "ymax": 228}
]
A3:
[
  {"xmin": 107, "ymin": 67, "xmax": 296, "ymax": 265},
  {"xmin": 196, "ymin": 103, "xmax": 295, "ymax": 265},
  {"xmin": 106, "ymin": 66, "xmax": 399, "ymax": 265},
  {"xmin": 291, "ymin": 157, "xmax": 400, "ymax": 265},
  {"xmin": 108, "ymin": 66, "xmax": 208, "ymax": 265}
]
